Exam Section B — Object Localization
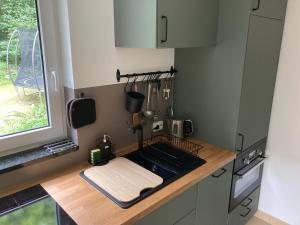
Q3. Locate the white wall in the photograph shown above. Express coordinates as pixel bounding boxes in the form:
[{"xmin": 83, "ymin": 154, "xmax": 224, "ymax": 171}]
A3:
[
  {"xmin": 63, "ymin": 0, "xmax": 174, "ymax": 89},
  {"xmin": 259, "ymin": 1, "xmax": 300, "ymax": 224}
]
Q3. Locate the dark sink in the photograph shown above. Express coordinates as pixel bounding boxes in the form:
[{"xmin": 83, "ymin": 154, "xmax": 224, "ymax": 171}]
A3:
[
  {"xmin": 122, "ymin": 142, "xmax": 206, "ymax": 207},
  {"xmin": 125, "ymin": 148, "xmax": 178, "ymax": 181},
  {"xmin": 82, "ymin": 142, "xmax": 206, "ymax": 209},
  {"xmin": 126, "ymin": 142, "xmax": 206, "ymax": 181}
]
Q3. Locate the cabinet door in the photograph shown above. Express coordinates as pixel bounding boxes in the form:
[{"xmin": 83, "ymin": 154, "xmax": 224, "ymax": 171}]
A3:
[
  {"xmin": 174, "ymin": 210, "xmax": 196, "ymax": 225},
  {"xmin": 196, "ymin": 162, "xmax": 233, "ymax": 225},
  {"xmin": 157, "ymin": 0, "xmax": 219, "ymax": 48},
  {"xmin": 135, "ymin": 185, "xmax": 197, "ymax": 225},
  {"xmin": 228, "ymin": 187, "xmax": 260, "ymax": 225},
  {"xmin": 114, "ymin": 0, "xmax": 157, "ymax": 48},
  {"xmin": 236, "ymin": 16, "xmax": 284, "ymax": 151},
  {"xmin": 251, "ymin": 0, "xmax": 287, "ymax": 20}
]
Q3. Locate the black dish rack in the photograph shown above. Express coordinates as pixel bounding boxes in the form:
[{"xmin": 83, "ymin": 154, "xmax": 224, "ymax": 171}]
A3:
[{"xmin": 142, "ymin": 134, "xmax": 203, "ymax": 168}]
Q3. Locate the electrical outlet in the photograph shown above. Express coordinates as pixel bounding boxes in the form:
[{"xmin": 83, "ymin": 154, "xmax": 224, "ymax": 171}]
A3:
[{"xmin": 152, "ymin": 121, "xmax": 164, "ymax": 132}]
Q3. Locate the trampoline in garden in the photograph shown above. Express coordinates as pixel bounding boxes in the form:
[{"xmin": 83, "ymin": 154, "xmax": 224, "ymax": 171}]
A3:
[{"xmin": 6, "ymin": 28, "xmax": 45, "ymax": 97}]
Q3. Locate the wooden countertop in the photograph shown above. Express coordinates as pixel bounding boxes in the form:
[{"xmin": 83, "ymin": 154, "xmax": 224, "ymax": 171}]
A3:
[{"xmin": 41, "ymin": 139, "xmax": 236, "ymax": 225}]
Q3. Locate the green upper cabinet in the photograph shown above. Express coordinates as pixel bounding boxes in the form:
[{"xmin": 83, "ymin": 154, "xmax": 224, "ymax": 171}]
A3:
[
  {"xmin": 156, "ymin": 0, "xmax": 219, "ymax": 48},
  {"xmin": 114, "ymin": 0, "xmax": 219, "ymax": 48},
  {"xmin": 174, "ymin": 0, "xmax": 287, "ymax": 152},
  {"xmin": 251, "ymin": 0, "xmax": 287, "ymax": 20},
  {"xmin": 236, "ymin": 15, "xmax": 284, "ymax": 150}
]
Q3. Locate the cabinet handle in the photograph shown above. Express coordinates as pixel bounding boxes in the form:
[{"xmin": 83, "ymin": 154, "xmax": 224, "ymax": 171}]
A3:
[
  {"xmin": 252, "ymin": 0, "xmax": 260, "ymax": 11},
  {"xmin": 241, "ymin": 198, "xmax": 253, "ymax": 207},
  {"xmin": 240, "ymin": 207, "xmax": 252, "ymax": 218},
  {"xmin": 212, "ymin": 168, "xmax": 227, "ymax": 178},
  {"xmin": 237, "ymin": 133, "xmax": 245, "ymax": 152},
  {"xmin": 161, "ymin": 16, "xmax": 168, "ymax": 43}
]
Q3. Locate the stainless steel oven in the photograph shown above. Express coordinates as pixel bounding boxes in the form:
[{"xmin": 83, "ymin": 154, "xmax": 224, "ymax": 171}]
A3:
[{"xmin": 229, "ymin": 139, "xmax": 267, "ymax": 211}]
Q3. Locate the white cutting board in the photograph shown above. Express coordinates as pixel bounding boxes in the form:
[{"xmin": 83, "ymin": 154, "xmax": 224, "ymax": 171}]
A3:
[{"xmin": 83, "ymin": 157, "xmax": 163, "ymax": 202}]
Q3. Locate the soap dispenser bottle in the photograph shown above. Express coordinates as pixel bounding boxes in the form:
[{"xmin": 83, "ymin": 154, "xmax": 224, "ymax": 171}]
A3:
[{"xmin": 98, "ymin": 134, "xmax": 112, "ymax": 164}]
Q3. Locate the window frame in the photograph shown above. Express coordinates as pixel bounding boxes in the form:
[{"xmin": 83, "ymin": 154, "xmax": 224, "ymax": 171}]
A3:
[{"xmin": 0, "ymin": 0, "xmax": 66, "ymax": 155}]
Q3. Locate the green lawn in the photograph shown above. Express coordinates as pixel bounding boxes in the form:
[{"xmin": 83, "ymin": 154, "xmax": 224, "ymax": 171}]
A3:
[
  {"xmin": 0, "ymin": 197, "xmax": 57, "ymax": 225},
  {"xmin": 0, "ymin": 61, "xmax": 48, "ymax": 136},
  {"xmin": 0, "ymin": 61, "xmax": 11, "ymax": 86}
]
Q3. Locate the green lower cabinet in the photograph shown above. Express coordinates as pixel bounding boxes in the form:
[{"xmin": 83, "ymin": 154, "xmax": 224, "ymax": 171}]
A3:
[
  {"xmin": 228, "ymin": 187, "xmax": 260, "ymax": 225},
  {"xmin": 174, "ymin": 209, "xmax": 196, "ymax": 225},
  {"xmin": 134, "ymin": 185, "xmax": 197, "ymax": 225},
  {"xmin": 135, "ymin": 162, "xmax": 234, "ymax": 225},
  {"xmin": 196, "ymin": 162, "xmax": 234, "ymax": 225}
]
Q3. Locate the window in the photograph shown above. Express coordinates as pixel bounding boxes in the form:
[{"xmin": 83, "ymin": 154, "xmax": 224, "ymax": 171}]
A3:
[
  {"xmin": 0, "ymin": 197, "xmax": 57, "ymax": 225},
  {"xmin": 0, "ymin": 0, "xmax": 65, "ymax": 153},
  {"xmin": 0, "ymin": 185, "xmax": 76, "ymax": 225}
]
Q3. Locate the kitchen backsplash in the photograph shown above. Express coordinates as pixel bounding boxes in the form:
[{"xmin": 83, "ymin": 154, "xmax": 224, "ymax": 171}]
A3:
[{"xmin": 68, "ymin": 80, "xmax": 172, "ymax": 157}]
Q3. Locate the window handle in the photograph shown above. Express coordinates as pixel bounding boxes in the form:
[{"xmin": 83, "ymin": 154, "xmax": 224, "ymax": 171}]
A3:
[{"xmin": 51, "ymin": 70, "xmax": 58, "ymax": 92}]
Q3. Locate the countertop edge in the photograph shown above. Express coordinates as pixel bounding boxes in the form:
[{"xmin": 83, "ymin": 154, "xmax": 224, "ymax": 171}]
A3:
[
  {"xmin": 1, "ymin": 139, "xmax": 236, "ymax": 225},
  {"xmin": 42, "ymin": 140, "xmax": 236, "ymax": 225}
]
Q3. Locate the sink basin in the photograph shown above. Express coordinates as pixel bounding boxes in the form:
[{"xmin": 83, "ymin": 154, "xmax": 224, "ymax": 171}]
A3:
[
  {"xmin": 81, "ymin": 141, "xmax": 207, "ymax": 209},
  {"xmin": 125, "ymin": 142, "xmax": 206, "ymax": 193},
  {"xmin": 126, "ymin": 149, "xmax": 178, "ymax": 182}
]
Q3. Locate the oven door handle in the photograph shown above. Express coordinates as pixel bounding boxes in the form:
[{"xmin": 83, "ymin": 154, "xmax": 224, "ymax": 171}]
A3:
[{"xmin": 235, "ymin": 157, "xmax": 267, "ymax": 177}]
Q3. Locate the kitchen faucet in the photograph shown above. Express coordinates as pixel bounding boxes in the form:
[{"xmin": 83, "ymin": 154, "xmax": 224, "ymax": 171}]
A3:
[{"xmin": 129, "ymin": 124, "xmax": 143, "ymax": 150}]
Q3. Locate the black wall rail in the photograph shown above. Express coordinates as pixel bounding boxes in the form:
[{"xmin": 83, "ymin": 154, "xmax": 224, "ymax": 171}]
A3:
[{"xmin": 116, "ymin": 66, "xmax": 177, "ymax": 82}]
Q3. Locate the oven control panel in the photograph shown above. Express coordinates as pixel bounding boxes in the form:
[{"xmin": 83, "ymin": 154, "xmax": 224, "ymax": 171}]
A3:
[
  {"xmin": 234, "ymin": 139, "xmax": 266, "ymax": 172},
  {"xmin": 243, "ymin": 158, "xmax": 251, "ymax": 165},
  {"xmin": 243, "ymin": 148, "xmax": 264, "ymax": 166}
]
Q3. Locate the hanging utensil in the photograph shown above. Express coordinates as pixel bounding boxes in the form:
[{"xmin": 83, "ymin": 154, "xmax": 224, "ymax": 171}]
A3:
[
  {"xmin": 153, "ymin": 75, "xmax": 161, "ymax": 121},
  {"xmin": 131, "ymin": 75, "xmax": 138, "ymax": 92},
  {"xmin": 167, "ymin": 77, "xmax": 174, "ymax": 118},
  {"xmin": 144, "ymin": 77, "xmax": 154, "ymax": 119},
  {"xmin": 162, "ymin": 74, "xmax": 171, "ymax": 100}
]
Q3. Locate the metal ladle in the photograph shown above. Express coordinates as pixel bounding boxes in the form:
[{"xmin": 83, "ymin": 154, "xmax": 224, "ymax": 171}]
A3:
[{"xmin": 144, "ymin": 76, "xmax": 154, "ymax": 119}]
